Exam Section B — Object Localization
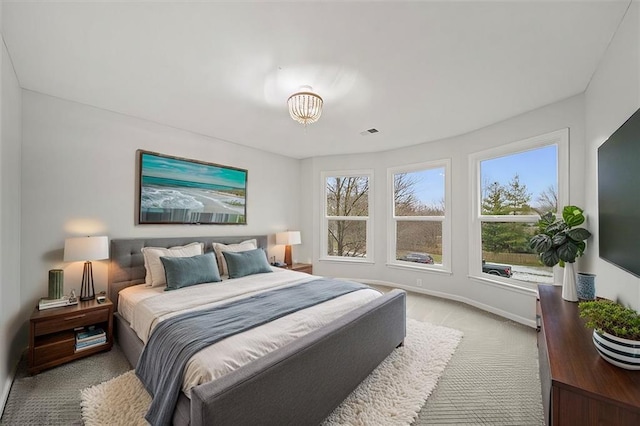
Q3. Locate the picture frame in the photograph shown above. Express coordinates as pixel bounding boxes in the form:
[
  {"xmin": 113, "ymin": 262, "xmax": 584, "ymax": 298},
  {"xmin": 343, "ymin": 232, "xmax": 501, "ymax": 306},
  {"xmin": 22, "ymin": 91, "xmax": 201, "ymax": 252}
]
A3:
[{"xmin": 137, "ymin": 150, "xmax": 247, "ymax": 225}]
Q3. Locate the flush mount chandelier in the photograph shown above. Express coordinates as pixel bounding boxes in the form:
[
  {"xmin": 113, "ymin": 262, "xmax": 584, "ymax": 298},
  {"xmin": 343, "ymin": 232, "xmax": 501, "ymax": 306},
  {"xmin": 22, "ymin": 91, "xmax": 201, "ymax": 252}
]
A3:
[{"xmin": 287, "ymin": 86, "xmax": 323, "ymax": 126}]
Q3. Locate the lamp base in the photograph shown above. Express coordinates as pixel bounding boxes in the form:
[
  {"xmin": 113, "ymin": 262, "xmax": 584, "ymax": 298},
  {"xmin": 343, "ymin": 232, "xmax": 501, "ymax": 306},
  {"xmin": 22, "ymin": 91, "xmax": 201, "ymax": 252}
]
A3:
[
  {"xmin": 80, "ymin": 261, "xmax": 96, "ymax": 301},
  {"xmin": 284, "ymin": 245, "xmax": 292, "ymax": 267}
]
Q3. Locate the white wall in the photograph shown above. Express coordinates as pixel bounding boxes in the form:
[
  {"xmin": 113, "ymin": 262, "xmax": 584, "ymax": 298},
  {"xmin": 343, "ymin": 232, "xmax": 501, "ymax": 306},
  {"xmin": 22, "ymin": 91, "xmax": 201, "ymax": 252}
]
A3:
[
  {"xmin": 300, "ymin": 94, "xmax": 586, "ymax": 325},
  {"xmin": 18, "ymin": 91, "xmax": 302, "ymax": 351},
  {"xmin": 0, "ymin": 11, "xmax": 23, "ymax": 413},
  {"xmin": 584, "ymin": 2, "xmax": 640, "ymax": 309}
]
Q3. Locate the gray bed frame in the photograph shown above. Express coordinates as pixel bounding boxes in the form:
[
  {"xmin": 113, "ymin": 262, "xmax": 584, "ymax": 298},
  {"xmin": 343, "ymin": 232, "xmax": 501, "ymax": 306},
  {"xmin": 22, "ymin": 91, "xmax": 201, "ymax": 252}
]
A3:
[{"xmin": 108, "ymin": 235, "xmax": 406, "ymax": 426}]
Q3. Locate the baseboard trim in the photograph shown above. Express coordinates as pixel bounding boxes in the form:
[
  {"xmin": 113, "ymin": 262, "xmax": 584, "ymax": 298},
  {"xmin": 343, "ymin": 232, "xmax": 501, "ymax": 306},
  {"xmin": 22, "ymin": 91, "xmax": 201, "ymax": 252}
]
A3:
[
  {"xmin": 0, "ymin": 357, "xmax": 20, "ymax": 418},
  {"xmin": 355, "ymin": 279, "xmax": 537, "ymax": 329}
]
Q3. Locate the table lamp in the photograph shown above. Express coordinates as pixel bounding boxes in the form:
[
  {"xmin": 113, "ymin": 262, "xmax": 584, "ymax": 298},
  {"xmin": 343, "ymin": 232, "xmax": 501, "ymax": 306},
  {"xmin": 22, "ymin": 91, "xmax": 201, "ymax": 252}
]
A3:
[
  {"xmin": 276, "ymin": 231, "xmax": 301, "ymax": 267},
  {"xmin": 64, "ymin": 236, "xmax": 109, "ymax": 301}
]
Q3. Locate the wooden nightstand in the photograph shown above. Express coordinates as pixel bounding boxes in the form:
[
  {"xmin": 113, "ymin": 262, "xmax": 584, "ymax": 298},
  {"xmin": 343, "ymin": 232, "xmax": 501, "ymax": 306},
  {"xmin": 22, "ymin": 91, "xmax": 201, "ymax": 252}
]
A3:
[
  {"xmin": 284, "ymin": 263, "xmax": 313, "ymax": 274},
  {"xmin": 28, "ymin": 298, "xmax": 113, "ymax": 374}
]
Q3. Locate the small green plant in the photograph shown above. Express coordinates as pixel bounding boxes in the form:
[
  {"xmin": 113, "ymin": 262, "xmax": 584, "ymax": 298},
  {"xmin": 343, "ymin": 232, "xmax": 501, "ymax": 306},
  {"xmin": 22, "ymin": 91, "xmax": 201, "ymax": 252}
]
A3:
[
  {"xmin": 578, "ymin": 299, "xmax": 640, "ymax": 340},
  {"xmin": 529, "ymin": 205, "xmax": 592, "ymax": 267}
]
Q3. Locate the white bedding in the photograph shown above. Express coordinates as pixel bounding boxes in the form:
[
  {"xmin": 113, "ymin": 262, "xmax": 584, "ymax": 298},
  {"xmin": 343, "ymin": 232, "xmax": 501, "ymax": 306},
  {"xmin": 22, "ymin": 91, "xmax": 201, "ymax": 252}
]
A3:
[{"xmin": 118, "ymin": 267, "xmax": 381, "ymax": 396}]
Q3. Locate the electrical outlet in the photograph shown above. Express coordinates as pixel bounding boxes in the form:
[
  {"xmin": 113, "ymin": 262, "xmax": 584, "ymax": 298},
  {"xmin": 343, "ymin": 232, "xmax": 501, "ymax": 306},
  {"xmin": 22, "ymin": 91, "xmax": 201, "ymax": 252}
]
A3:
[{"xmin": 416, "ymin": 278, "xmax": 423, "ymax": 287}]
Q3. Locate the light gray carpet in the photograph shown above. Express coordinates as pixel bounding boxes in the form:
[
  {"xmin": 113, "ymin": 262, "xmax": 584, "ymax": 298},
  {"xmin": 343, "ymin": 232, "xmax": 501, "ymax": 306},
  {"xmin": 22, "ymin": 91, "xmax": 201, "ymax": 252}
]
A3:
[
  {"xmin": 410, "ymin": 298, "xmax": 543, "ymax": 425},
  {"xmin": 1, "ymin": 288, "xmax": 543, "ymax": 425},
  {"xmin": 0, "ymin": 345, "xmax": 130, "ymax": 425}
]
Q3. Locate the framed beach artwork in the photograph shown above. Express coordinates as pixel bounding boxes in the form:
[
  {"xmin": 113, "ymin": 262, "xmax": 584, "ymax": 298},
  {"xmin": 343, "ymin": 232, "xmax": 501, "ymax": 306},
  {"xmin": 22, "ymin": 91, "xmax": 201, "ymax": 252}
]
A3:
[{"xmin": 137, "ymin": 150, "xmax": 247, "ymax": 225}]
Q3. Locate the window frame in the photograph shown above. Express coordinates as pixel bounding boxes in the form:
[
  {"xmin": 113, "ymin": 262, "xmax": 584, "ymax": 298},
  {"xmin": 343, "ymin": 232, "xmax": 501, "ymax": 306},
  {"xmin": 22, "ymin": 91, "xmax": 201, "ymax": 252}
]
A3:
[
  {"xmin": 320, "ymin": 169, "xmax": 374, "ymax": 263},
  {"xmin": 468, "ymin": 128, "xmax": 569, "ymax": 290},
  {"xmin": 387, "ymin": 159, "xmax": 452, "ymax": 274}
]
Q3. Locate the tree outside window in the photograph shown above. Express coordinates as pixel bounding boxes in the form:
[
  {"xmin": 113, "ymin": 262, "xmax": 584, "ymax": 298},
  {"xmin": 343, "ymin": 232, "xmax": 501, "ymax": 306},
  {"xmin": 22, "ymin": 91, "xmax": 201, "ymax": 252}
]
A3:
[
  {"xmin": 473, "ymin": 130, "xmax": 568, "ymax": 287},
  {"xmin": 389, "ymin": 161, "xmax": 450, "ymax": 270},
  {"xmin": 323, "ymin": 173, "xmax": 372, "ymax": 259}
]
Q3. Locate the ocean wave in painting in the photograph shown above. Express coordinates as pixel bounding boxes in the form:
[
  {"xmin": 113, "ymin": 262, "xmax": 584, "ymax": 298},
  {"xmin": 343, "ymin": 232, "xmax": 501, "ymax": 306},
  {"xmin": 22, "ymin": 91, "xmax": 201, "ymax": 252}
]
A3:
[{"xmin": 141, "ymin": 187, "xmax": 205, "ymax": 210}]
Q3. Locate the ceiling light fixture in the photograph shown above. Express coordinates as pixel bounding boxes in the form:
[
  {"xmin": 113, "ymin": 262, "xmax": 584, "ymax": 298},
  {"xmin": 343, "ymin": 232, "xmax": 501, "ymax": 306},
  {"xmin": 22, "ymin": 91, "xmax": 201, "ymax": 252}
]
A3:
[{"xmin": 287, "ymin": 86, "xmax": 323, "ymax": 126}]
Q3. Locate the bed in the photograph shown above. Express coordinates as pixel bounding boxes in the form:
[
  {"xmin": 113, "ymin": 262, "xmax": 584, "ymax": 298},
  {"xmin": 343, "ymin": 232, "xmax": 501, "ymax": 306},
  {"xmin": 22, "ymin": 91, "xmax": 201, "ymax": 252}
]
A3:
[{"xmin": 108, "ymin": 235, "xmax": 406, "ymax": 426}]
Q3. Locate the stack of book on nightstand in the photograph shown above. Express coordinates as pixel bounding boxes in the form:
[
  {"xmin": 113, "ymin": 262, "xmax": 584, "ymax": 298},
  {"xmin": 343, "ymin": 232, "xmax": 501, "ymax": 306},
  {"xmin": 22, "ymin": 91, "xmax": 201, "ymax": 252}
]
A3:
[
  {"xmin": 75, "ymin": 327, "xmax": 106, "ymax": 352},
  {"xmin": 38, "ymin": 295, "xmax": 78, "ymax": 310}
]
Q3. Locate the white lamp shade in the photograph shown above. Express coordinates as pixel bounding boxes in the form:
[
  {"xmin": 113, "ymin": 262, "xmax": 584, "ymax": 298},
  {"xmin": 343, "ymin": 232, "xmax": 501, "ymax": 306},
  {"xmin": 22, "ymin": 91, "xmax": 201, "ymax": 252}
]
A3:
[
  {"xmin": 276, "ymin": 231, "xmax": 301, "ymax": 246},
  {"xmin": 64, "ymin": 236, "xmax": 109, "ymax": 262}
]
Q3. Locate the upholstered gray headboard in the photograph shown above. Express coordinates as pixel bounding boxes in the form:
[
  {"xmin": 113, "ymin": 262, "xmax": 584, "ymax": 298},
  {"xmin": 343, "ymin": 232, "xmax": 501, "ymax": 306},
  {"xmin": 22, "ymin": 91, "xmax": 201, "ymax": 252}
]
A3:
[{"xmin": 108, "ymin": 235, "xmax": 268, "ymax": 311}]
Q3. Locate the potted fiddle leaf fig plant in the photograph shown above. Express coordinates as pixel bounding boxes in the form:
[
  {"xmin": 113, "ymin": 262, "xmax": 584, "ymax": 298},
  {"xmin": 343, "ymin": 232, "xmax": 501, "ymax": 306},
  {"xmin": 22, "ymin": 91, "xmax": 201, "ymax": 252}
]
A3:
[
  {"xmin": 529, "ymin": 205, "xmax": 592, "ymax": 301},
  {"xmin": 579, "ymin": 299, "xmax": 640, "ymax": 370},
  {"xmin": 529, "ymin": 205, "xmax": 592, "ymax": 267}
]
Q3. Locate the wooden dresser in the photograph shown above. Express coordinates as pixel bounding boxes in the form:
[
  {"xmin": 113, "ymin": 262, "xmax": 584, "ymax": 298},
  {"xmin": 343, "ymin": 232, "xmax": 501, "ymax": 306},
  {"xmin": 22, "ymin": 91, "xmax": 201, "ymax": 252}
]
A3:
[{"xmin": 537, "ymin": 285, "xmax": 640, "ymax": 425}]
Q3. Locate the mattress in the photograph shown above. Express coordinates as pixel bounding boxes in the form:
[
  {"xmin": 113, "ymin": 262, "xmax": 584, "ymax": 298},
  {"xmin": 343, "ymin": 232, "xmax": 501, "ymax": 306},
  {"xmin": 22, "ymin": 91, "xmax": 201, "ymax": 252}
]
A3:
[{"xmin": 118, "ymin": 267, "xmax": 381, "ymax": 396}]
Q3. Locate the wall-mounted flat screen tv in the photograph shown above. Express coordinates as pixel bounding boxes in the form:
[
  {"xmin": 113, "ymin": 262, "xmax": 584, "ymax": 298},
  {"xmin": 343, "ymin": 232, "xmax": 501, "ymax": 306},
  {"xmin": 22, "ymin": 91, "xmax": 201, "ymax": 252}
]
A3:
[
  {"xmin": 598, "ymin": 107, "xmax": 640, "ymax": 277},
  {"xmin": 137, "ymin": 150, "xmax": 247, "ymax": 225}
]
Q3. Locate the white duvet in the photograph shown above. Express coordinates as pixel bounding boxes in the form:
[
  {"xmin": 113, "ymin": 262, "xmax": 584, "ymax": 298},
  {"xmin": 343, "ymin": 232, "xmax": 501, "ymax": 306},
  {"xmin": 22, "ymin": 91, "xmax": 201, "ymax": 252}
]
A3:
[{"xmin": 118, "ymin": 267, "xmax": 381, "ymax": 396}]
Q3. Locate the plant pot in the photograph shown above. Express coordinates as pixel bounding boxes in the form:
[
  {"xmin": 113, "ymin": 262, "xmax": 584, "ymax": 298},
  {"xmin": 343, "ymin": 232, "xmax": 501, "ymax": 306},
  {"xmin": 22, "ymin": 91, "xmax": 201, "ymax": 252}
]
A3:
[
  {"xmin": 576, "ymin": 272, "xmax": 596, "ymax": 301},
  {"xmin": 561, "ymin": 262, "xmax": 578, "ymax": 302},
  {"xmin": 592, "ymin": 330, "xmax": 640, "ymax": 370}
]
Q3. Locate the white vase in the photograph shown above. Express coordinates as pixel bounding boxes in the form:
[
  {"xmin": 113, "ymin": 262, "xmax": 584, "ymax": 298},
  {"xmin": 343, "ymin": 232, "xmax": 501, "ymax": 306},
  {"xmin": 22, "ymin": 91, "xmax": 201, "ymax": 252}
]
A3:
[{"xmin": 562, "ymin": 262, "xmax": 578, "ymax": 302}]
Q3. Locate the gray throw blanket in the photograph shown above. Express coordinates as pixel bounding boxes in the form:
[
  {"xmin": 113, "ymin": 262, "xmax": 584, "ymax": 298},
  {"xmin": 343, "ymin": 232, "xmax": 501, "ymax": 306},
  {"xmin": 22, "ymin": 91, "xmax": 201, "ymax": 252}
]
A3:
[{"xmin": 135, "ymin": 278, "xmax": 370, "ymax": 426}]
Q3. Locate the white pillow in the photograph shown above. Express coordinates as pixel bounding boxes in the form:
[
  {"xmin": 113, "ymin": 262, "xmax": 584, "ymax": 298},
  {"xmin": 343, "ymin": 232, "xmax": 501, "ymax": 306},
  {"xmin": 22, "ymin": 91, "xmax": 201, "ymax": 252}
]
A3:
[
  {"xmin": 141, "ymin": 242, "xmax": 204, "ymax": 287},
  {"xmin": 212, "ymin": 239, "xmax": 258, "ymax": 276}
]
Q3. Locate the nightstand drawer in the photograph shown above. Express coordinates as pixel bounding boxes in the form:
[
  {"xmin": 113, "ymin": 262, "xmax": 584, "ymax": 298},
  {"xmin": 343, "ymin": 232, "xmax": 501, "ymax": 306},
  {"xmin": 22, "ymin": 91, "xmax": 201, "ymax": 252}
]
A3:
[
  {"xmin": 283, "ymin": 263, "xmax": 313, "ymax": 274},
  {"xmin": 34, "ymin": 308, "xmax": 109, "ymax": 336},
  {"xmin": 293, "ymin": 265, "xmax": 312, "ymax": 274}
]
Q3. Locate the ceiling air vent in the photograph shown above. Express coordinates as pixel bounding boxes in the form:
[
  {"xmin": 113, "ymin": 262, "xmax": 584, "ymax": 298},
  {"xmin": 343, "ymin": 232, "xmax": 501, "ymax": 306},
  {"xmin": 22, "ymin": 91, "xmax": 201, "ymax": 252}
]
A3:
[{"xmin": 359, "ymin": 128, "xmax": 379, "ymax": 136}]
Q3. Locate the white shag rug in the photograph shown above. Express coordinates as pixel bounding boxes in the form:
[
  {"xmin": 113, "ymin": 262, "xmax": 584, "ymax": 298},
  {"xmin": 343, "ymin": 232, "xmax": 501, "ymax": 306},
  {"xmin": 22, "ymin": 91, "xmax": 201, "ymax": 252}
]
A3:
[{"xmin": 81, "ymin": 319, "xmax": 462, "ymax": 426}]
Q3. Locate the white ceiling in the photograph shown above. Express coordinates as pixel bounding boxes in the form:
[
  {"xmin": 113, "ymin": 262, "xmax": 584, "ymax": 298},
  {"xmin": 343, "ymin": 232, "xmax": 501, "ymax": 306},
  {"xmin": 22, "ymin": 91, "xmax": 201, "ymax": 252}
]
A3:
[{"xmin": 2, "ymin": 1, "xmax": 630, "ymax": 159}]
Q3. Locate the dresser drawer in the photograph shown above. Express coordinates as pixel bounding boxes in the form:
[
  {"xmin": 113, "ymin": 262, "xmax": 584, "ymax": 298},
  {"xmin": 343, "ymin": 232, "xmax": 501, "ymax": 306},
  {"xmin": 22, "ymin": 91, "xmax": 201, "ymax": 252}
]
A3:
[{"xmin": 34, "ymin": 308, "xmax": 109, "ymax": 336}]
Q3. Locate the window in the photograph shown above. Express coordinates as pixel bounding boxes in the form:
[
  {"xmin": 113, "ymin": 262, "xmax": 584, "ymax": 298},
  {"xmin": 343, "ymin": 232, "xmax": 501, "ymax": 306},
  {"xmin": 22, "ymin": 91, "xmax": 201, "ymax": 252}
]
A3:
[
  {"xmin": 388, "ymin": 160, "xmax": 451, "ymax": 272},
  {"xmin": 469, "ymin": 129, "xmax": 569, "ymax": 288},
  {"xmin": 321, "ymin": 171, "xmax": 373, "ymax": 262}
]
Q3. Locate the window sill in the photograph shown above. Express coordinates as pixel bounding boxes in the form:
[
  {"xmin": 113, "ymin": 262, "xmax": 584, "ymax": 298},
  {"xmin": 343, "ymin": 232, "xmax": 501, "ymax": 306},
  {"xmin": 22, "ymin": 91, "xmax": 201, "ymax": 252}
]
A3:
[
  {"xmin": 318, "ymin": 257, "xmax": 375, "ymax": 265},
  {"xmin": 387, "ymin": 263, "xmax": 452, "ymax": 275},
  {"xmin": 468, "ymin": 273, "xmax": 538, "ymax": 296}
]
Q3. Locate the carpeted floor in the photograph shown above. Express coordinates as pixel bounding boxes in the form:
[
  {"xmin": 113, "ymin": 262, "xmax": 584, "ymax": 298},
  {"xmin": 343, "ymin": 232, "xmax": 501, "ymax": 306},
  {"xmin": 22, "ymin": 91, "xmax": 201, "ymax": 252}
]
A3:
[
  {"xmin": 1, "ymin": 288, "xmax": 543, "ymax": 425},
  {"xmin": 411, "ymin": 298, "xmax": 543, "ymax": 425},
  {"xmin": 1, "ymin": 345, "xmax": 131, "ymax": 425}
]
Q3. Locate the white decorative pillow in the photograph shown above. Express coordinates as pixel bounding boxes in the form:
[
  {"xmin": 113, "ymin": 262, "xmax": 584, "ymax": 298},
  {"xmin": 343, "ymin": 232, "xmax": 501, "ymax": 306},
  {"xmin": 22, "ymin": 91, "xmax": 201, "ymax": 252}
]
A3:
[
  {"xmin": 141, "ymin": 242, "xmax": 204, "ymax": 287},
  {"xmin": 212, "ymin": 239, "xmax": 258, "ymax": 277}
]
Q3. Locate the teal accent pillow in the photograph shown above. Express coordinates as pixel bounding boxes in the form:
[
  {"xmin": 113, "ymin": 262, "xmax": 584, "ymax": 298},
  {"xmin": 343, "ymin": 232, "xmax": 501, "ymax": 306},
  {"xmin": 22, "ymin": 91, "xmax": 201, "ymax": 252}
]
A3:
[
  {"xmin": 160, "ymin": 252, "xmax": 221, "ymax": 291},
  {"xmin": 222, "ymin": 248, "xmax": 273, "ymax": 279}
]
